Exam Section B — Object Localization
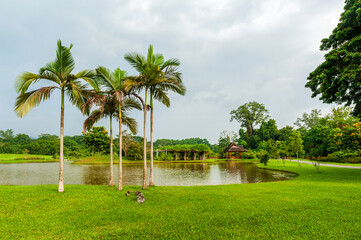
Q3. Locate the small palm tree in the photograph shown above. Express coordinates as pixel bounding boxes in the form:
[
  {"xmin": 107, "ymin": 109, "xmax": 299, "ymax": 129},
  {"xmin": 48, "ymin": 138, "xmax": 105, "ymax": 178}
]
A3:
[
  {"xmin": 83, "ymin": 94, "xmax": 140, "ymax": 187},
  {"xmin": 14, "ymin": 40, "xmax": 96, "ymax": 192}
]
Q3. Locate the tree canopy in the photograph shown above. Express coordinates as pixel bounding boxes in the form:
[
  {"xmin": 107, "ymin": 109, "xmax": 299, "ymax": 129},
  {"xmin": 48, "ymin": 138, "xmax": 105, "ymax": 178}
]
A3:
[
  {"xmin": 306, "ymin": 1, "xmax": 361, "ymax": 116},
  {"xmin": 230, "ymin": 101, "xmax": 269, "ymax": 137}
]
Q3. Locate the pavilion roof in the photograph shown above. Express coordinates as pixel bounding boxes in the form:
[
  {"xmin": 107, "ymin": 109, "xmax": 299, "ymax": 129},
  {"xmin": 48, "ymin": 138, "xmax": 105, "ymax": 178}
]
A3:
[{"xmin": 224, "ymin": 142, "xmax": 247, "ymax": 152}]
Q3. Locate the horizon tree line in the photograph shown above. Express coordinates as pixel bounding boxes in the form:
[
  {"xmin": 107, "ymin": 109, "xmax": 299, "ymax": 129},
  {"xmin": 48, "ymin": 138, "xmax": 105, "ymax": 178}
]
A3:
[{"xmin": 14, "ymin": 39, "xmax": 186, "ymax": 192}]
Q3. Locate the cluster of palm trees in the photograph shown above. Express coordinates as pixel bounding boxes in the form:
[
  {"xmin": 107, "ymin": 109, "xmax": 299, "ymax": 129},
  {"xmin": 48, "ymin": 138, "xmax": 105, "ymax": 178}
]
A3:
[{"xmin": 14, "ymin": 40, "xmax": 186, "ymax": 192}]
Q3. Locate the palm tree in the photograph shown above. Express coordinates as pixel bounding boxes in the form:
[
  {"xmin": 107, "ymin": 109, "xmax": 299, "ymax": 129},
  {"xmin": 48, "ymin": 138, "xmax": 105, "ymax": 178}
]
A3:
[
  {"xmin": 124, "ymin": 45, "xmax": 160, "ymax": 189},
  {"xmin": 86, "ymin": 66, "xmax": 141, "ymax": 191},
  {"xmin": 14, "ymin": 40, "xmax": 96, "ymax": 192},
  {"xmin": 148, "ymin": 76, "xmax": 185, "ymax": 186},
  {"xmin": 125, "ymin": 45, "xmax": 186, "ymax": 187},
  {"xmin": 83, "ymin": 94, "xmax": 140, "ymax": 187}
]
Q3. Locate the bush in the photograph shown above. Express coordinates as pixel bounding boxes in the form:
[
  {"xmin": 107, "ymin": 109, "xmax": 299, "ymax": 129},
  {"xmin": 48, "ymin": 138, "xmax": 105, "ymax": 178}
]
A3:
[
  {"xmin": 156, "ymin": 153, "xmax": 173, "ymax": 161},
  {"xmin": 260, "ymin": 152, "xmax": 270, "ymax": 166},
  {"xmin": 242, "ymin": 150, "xmax": 256, "ymax": 159},
  {"xmin": 320, "ymin": 151, "xmax": 361, "ymax": 163}
]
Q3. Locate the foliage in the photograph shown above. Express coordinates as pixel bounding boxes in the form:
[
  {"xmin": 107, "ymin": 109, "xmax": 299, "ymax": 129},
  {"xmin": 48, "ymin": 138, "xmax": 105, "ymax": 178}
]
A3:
[
  {"xmin": 306, "ymin": 1, "xmax": 361, "ymax": 117},
  {"xmin": 82, "ymin": 127, "xmax": 110, "ymax": 154},
  {"xmin": 304, "ymin": 125, "xmax": 331, "ymax": 157},
  {"xmin": 230, "ymin": 101, "xmax": 269, "ymax": 140},
  {"xmin": 294, "ymin": 109, "xmax": 322, "ymax": 130},
  {"xmin": 242, "ymin": 150, "xmax": 256, "ymax": 159},
  {"xmin": 160, "ymin": 144, "xmax": 211, "ymax": 152},
  {"xmin": 260, "ymin": 152, "xmax": 270, "ymax": 166}
]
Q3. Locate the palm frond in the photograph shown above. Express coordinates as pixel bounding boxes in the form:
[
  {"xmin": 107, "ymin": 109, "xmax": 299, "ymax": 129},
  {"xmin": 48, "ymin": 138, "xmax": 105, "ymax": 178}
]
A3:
[
  {"xmin": 15, "ymin": 72, "xmax": 60, "ymax": 94},
  {"xmin": 122, "ymin": 96, "xmax": 143, "ymax": 111},
  {"xmin": 14, "ymin": 86, "xmax": 58, "ymax": 117},
  {"xmin": 55, "ymin": 39, "xmax": 75, "ymax": 78},
  {"xmin": 124, "ymin": 52, "xmax": 146, "ymax": 73},
  {"xmin": 83, "ymin": 109, "xmax": 104, "ymax": 132},
  {"xmin": 121, "ymin": 112, "xmax": 138, "ymax": 135}
]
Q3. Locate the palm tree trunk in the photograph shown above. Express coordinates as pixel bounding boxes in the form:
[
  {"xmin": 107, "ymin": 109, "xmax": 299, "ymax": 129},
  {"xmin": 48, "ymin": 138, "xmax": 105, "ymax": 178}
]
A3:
[
  {"xmin": 149, "ymin": 96, "xmax": 154, "ymax": 187},
  {"xmin": 58, "ymin": 90, "xmax": 65, "ymax": 193},
  {"xmin": 109, "ymin": 116, "xmax": 114, "ymax": 187},
  {"xmin": 143, "ymin": 90, "xmax": 148, "ymax": 189},
  {"xmin": 118, "ymin": 103, "xmax": 123, "ymax": 191}
]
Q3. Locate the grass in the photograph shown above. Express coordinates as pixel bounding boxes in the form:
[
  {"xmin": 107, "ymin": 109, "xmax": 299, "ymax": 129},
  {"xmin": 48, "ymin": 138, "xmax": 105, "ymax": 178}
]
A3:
[
  {"xmin": 289, "ymin": 158, "xmax": 361, "ymax": 167},
  {"xmin": 0, "ymin": 154, "xmax": 56, "ymax": 163},
  {"xmin": 0, "ymin": 161, "xmax": 360, "ymax": 239}
]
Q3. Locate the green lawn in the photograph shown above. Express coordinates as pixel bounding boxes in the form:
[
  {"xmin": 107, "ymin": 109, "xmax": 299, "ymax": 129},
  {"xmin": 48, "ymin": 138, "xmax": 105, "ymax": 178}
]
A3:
[
  {"xmin": 0, "ymin": 161, "xmax": 360, "ymax": 239},
  {"xmin": 0, "ymin": 154, "xmax": 56, "ymax": 163},
  {"xmin": 289, "ymin": 158, "xmax": 361, "ymax": 167}
]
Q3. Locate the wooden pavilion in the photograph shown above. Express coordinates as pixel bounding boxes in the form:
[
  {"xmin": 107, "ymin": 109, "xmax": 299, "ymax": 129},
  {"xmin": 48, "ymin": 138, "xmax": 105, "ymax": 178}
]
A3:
[{"xmin": 224, "ymin": 142, "xmax": 247, "ymax": 159}]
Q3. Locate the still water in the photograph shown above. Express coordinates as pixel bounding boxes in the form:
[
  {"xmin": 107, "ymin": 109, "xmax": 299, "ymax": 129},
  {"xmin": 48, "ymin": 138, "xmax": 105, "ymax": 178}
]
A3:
[{"xmin": 0, "ymin": 161, "xmax": 295, "ymax": 186}]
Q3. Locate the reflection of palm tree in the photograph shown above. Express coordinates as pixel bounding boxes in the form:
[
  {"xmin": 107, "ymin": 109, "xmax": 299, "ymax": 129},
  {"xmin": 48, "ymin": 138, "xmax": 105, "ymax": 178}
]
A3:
[
  {"xmin": 83, "ymin": 93, "xmax": 140, "ymax": 187},
  {"xmin": 84, "ymin": 67, "xmax": 141, "ymax": 190},
  {"xmin": 15, "ymin": 40, "xmax": 96, "ymax": 192}
]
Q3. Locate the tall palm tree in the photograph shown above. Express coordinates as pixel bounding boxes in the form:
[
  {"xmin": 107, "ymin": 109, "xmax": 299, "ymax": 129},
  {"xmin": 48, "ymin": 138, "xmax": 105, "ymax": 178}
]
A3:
[
  {"xmin": 14, "ymin": 40, "xmax": 96, "ymax": 192},
  {"xmin": 87, "ymin": 66, "xmax": 141, "ymax": 191},
  {"xmin": 124, "ymin": 45, "xmax": 160, "ymax": 189},
  {"xmin": 148, "ymin": 73, "xmax": 185, "ymax": 186},
  {"xmin": 125, "ymin": 45, "xmax": 186, "ymax": 187},
  {"xmin": 83, "ymin": 94, "xmax": 141, "ymax": 187}
]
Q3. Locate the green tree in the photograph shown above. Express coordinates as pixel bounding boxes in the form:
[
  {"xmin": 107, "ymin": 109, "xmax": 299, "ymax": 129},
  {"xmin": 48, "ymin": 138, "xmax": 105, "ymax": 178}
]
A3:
[
  {"xmin": 306, "ymin": 1, "xmax": 361, "ymax": 117},
  {"xmin": 14, "ymin": 40, "xmax": 95, "ymax": 192},
  {"xmin": 82, "ymin": 127, "xmax": 110, "ymax": 154},
  {"xmin": 287, "ymin": 130, "xmax": 304, "ymax": 159},
  {"xmin": 304, "ymin": 125, "xmax": 331, "ymax": 157},
  {"xmin": 259, "ymin": 119, "xmax": 278, "ymax": 141},
  {"xmin": 294, "ymin": 109, "xmax": 322, "ymax": 130},
  {"xmin": 230, "ymin": 101, "xmax": 269, "ymax": 138},
  {"xmin": 0, "ymin": 129, "xmax": 15, "ymax": 142}
]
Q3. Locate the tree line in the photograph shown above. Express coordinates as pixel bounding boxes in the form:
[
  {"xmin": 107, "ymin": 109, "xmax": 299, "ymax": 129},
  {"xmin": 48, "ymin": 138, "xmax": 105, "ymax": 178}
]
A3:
[{"xmin": 220, "ymin": 101, "xmax": 361, "ymax": 164}]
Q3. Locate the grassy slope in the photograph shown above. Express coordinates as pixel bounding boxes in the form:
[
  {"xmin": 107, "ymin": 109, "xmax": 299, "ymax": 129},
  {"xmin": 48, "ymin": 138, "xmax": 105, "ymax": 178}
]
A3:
[
  {"xmin": 0, "ymin": 161, "xmax": 360, "ymax": 239},
  {"xmin": 0, "ymin": 154, "xmax": 55, "ymax": 163}
]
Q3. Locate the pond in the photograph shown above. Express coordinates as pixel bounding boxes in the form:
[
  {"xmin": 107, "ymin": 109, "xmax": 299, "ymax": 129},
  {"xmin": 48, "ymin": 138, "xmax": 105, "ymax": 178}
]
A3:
[{"xmin": 0, "ymin": 161, "xmax": 295, "ymax": 186}]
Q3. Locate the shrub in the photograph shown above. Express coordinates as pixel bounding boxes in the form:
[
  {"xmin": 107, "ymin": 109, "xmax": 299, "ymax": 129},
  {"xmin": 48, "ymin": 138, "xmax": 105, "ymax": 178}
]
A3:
[
  {"xmin": 242, "ymin": 150, "xmax": 256, "ymax": 159},
  {"xmin": 260, "ymin": 152, "xmax": 270, "ymax": 166}
]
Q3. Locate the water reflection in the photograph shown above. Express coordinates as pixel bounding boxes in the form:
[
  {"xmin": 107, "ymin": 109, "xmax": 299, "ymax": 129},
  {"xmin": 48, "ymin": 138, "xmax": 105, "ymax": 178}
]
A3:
[{"xmin": 0, "ymin": 161, "xmax": 295, "ymax": 186}]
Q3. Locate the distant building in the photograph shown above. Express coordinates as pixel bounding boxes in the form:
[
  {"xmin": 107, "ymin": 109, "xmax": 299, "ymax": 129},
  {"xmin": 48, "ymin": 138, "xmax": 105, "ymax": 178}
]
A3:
[{"xmin": 224, "ymin": 142, "xmax": 247, "ymax": 159}]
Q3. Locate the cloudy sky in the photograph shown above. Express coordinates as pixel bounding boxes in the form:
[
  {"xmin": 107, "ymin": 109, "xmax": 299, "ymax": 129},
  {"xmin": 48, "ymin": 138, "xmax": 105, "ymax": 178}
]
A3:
[{"xmin": 0, "ymin": 0, "xmax": 345, "ymax": 143}]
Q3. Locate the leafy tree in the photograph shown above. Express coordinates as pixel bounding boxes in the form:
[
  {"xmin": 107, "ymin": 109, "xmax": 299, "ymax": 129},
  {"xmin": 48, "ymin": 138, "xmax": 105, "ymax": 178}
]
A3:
[
  {"xmin": 294, "ymin": 109, "xmax": 322, "ymax": 130},
  {"xmin": 0, "ymin": 129, "xmax": 15, "ymax": 142},
  {"xmin": 230, "ymin": 101, "xmax": 269, "ymax": 138},
  {"xmin": 14, "ymin": 40, "xmax": 96, "ymax": 192},
  {"xmin": 304, "ymin": 125, "xmax": 331, "ymax": 157},
  {"xmin": 306, "ymin": 1, "xmax": 361, "ymax": 117},
  {"xmin": 259, "ymin": 119, "xmax": 278, "ymax": 141},
  {"xmin": 287, "ymin": 130, "xmax": 304, "ymax": 159},
  {"xmin": 278, "ymin": 126, "xmax": 294, "ymax": 141},
  {"xmin": 82, "ymin": 127, "xmax": 110, "ymax": 155},
  {"xmin": 325, "ymin": 106, "xmax": 358, "ymax": 129}
]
